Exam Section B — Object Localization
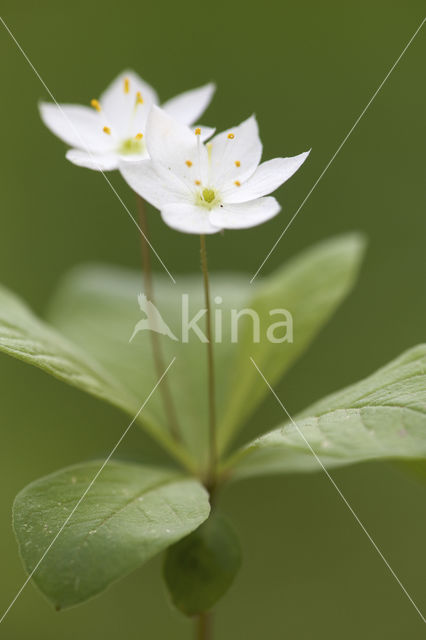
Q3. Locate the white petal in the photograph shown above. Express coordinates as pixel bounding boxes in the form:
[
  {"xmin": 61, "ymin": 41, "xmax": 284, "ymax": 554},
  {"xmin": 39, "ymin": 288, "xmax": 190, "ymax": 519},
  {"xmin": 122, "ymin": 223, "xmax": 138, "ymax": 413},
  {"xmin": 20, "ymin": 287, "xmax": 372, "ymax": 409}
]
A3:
[
  {"xmin": 118, "ymin": 147, "xmax": 150, "ymax": 162},
  {"xmin": 39, "ymin": 102, "xmax": 114, "ymax": 152},
  {"xmin": 100, "ymin": 70, "xmax": 159, "ymax": 137},
  {"xmin": 146, "ymin": 106, "xmax": 208, "ymax": 188},
  {"xmin": 223, "ymin": 152, "xmax": 310, "ymax": 203},
  {"xmin": 66, "ymin": 149, "xmax": 119, "ymax": 171},
  {"xmin": 119, "ymin": 159, "xmax": 188, "ymax": 209},
  {"xmin": 126, "ymin": 109, "xmax": 150, "ymax": 140},
  {"xmin": 162, "ymin": 83, "xmax": 216, "ymax": 125},
  {"xmin": 208, "ymin": 115, "xmax": 262, "ymax": 188},
  {"xmin": 210, "ymin": 197, "xmax": 281, "ymax": 229},
  {"xmin": 161, "ymin": 203, "xmax": 222, "ymax": 235}
]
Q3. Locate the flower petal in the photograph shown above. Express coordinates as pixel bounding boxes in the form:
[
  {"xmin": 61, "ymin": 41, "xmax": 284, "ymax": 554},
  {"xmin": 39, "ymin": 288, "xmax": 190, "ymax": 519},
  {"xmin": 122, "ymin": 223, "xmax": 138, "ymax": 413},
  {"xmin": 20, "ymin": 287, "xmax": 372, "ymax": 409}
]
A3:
[
  {"xmin": 208, "ymin": 115, "xmax": 262, "ymax": 188},
  {"xmin": 118, "ymin": 147, "xmax": 150, "ymax": 162},
  {"xmin": 39, "ymin": 103, "xmax": 114, "ymax": 152},
  {"xmin": 161, "ymin": 203, "xmax": 222, "ymax": 235},
  {"xmin": 146, "ymin": 106, "xmax": 208, "ymax": 188},
  {"xmin": 222, "ymin": 152, "xmax": 310, "ymax": 203},
  {"xmin": 119, "ymin": 159, "xmax": 188, "ymax": 209},
  {"xmin": 210, "ymin": 197, "xmax": 281, "ymax": 229},
  {"xmin": 100, "ymin": 70, "xmax": 159, "ymax": 137},
  {"xmin": 66, "ymin": 149, "xmax": 119, "ymax": 171},
  {"xmin": 162, "ymin": 83, "xmax": 216, "ymax": 125}
]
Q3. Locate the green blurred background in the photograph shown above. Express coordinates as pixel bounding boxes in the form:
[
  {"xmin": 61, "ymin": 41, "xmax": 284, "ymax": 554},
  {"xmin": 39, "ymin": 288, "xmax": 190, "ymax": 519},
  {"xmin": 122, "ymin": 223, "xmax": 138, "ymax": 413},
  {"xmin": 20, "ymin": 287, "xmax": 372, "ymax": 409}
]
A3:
[{"xmin": 0, "ymin": 1, "xmax": 425, "ymax": 637}]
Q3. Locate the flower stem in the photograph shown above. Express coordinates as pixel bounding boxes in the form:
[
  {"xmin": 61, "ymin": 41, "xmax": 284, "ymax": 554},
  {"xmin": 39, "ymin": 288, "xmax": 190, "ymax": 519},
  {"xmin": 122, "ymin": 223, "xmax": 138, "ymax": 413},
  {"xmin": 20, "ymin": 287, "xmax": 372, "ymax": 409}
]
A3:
[
  {"xmin": 136, "ymin": 194, "xmax": 182, "ymax": 443},
  {"xmin": 199, "ymin": 234, "xmax": 217, "ymax": 491},
  {"xmin": 196, "ymin": 611, "xmax": 213, "ymax": 640}
]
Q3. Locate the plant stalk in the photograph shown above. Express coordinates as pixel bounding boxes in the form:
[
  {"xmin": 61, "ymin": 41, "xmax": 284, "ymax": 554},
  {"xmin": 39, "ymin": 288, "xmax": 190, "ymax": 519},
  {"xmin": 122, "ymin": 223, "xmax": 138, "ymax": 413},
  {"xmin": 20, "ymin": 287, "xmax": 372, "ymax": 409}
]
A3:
[
  {"xmin": 199, "ymin": 234, "xmax": 217, "ymax": 491},
  {"xmin": 196, "ymin": 611, "xmax": 213, "ymax": 640},
  {"xmin": 136, "ymin": 194, "xmax": 182, "ymax": 443}
]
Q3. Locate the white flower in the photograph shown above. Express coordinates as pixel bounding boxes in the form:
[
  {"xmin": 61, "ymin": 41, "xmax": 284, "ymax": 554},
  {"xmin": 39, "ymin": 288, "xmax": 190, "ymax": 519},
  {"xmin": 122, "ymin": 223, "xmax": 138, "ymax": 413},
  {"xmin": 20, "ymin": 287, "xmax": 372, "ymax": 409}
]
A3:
[
  {"xmin": 119, "ymin": 107, "xmax": 310, "ymax": 234},
  {"xmin": 39, "ymin": 71, "xmax": 215, "ymax": 171}
]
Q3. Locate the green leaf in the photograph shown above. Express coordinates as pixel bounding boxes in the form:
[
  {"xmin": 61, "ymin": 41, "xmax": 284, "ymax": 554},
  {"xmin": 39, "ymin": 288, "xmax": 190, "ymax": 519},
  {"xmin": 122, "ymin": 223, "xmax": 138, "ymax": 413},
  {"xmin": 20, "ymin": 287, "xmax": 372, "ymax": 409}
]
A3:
[
  {"xmin": 217, "ymin": 233, "xmax": 366, "ymax": 454},
  {"xmin": 226, "ymin": 345, "xmax": 426, "ymax": 480},
  {"xmin": 46, "ymin": 265, "xmax": 249, "ymax": 470},
  {"xmin": 47, "ymin": 234, "xmax": 364, "ymax": 469},
  {"xmin": 13, "ymin": 461, "xmax": 210, "ymax": 609},
  {"xmin": 0, "ymin": 283, "xmax": 200, "ymax": 472},
  {"xmin": 163, "ymin": 512, "xmax": 241, "ymax": 616},
  {"xmin": 0, "ymin": 284, "xmax": 140, "ymax": 416},
  {"xmin": 0, "ymin": 234, "xmax": 365, "ymax": 473}
]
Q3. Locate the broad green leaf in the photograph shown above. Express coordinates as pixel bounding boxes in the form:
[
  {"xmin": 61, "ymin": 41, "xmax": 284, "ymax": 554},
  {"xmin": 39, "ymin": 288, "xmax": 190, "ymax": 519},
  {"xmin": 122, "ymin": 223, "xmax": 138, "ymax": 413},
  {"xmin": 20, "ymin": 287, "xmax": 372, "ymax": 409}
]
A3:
[
  {"xmin": 47, "ymin": 265, "xmax": 249, "ymax": 470},
  {"xmin": 226, "ymin": 345, "xmax": 426, "ymax": 480},
  {"xmin": 163, "ymin": 512, "xmax": 241, "ymax": 616},
  {"xmin": 47, "ymin": 234, "xmax": 364, "ymax": 470},
  {"xmin": 13, "ymin": 461, "xmax": 210, "ymax": 609},
  {"xmin": 217, "ymin": 233, "xmax": 366, "ymax": 453},
  {"xmin": 0, "ymin": 284, "xmax": 199, "ymax": 471},
  {"xmin": 0, "ymin": 284, "xmax": 140, "ymax": 415},
  {"xmin": 0, "ymin": 234, "xmax": 365, "ymax": 473}
]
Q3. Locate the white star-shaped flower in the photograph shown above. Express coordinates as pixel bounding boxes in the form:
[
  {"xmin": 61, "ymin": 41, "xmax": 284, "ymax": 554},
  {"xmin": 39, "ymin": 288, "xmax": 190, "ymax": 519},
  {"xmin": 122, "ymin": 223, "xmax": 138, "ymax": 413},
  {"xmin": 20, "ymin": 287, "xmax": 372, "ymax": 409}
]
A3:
[
  {"xmin": 119, "ymin": 106, "xmax": 310, "ymax": 234},
  {"xmin": 39, "ymin": 71, "xmax": 215, "ymax": 171}
]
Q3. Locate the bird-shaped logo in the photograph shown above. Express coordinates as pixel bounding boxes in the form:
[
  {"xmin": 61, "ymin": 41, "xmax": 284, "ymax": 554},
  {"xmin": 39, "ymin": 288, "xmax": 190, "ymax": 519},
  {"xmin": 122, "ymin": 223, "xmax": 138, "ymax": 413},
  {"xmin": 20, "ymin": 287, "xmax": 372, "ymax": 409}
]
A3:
[{"xmin": 129, "ymin": 293, "xmax": 179, "ymax": 343}]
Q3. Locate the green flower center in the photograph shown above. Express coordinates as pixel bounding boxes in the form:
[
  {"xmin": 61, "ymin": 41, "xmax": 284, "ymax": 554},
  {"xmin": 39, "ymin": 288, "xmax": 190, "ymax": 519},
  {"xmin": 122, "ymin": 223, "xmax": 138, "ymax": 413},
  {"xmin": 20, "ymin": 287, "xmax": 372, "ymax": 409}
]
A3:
[
  {"xmin": 202, "ymin": 188, "xmax": 215, "ymax": 203},
  {"xmin": 119, "ymin": 137, "xmax": 145, "ymax": 156},
  {"xmin": 195, "ymin": 186, "xmax": 221, "ymax": 210}
]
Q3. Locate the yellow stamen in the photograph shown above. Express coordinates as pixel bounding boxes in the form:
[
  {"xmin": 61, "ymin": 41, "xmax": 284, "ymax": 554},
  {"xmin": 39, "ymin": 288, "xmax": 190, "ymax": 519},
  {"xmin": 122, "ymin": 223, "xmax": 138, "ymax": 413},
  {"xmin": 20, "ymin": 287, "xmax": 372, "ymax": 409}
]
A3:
[
  {"xmin": 235, "ymin": 180, "xmax": 241, "ymax": 187},
  {"xmin": 103, "ymin": 126, "xmax": 111, "ymax": 135},
  {"xmin": 195, "ymin": 180, "xmax": 201, "ymax": 185},
  {"xmin": 195, "ymin": 127, "xmax": 201, "ymax": 136},
  {"xmin": 136, "ymin": 91, "xmax": 143, "ymax": 104},
  {"xmin": 91, "ymin": 99, "xmax": 101, "ymax": 112},
  {"xmin": 186, "ymin": 160, "xmax": 193, "ymax": 167},
  {"xmin": 235, "ymin": 160, "xmax": 241, "ymax": 167},
  {"xmin": 228, "ymin": 133, "xmax": 235, "ymax": 139},
  {"xmin": 207, "ymin": 142, "xmax": 213, "ymax": 162},
  {"xmin": 135, "ymin": 133, "xmax": 143, "ymax": 140},
  {"xmin": 124, "ymin": 77, "xmax": 130, "ymax": 93}
]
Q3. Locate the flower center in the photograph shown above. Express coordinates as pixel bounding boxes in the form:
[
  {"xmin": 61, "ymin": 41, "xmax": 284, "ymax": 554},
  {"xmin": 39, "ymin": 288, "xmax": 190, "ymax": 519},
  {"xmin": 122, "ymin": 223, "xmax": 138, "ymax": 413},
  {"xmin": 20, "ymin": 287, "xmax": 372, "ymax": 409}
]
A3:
[
  {"xmin": 195, "ymin": 187, "xmax": 221, "ymax": 210},
  {"xmin": 202, "ymin": 188, "xmax": 215, "ymax": 203},
  {"xmin": 119, "ymin": 137, "xmax": 145, "ymax": 156}
]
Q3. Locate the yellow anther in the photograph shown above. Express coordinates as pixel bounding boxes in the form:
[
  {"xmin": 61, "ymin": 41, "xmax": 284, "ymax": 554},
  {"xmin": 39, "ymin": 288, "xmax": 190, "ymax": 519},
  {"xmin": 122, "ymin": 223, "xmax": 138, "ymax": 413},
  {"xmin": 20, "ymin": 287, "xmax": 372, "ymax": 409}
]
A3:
[
  {"xmin": 195, "ymin": 127, "xmax": 201, "ymax": 136},
  {"xmin": 195, "ymin": 180, "xmax": 201, "ymax": 185},
  {"xmin": 235, "ymin": 180, "xmax": 241, "ymax": 187},
  {"xmin": 186, "ymin": 160, "xmax": 193, "ymax": 167},
  {"xmin": 91, "ymin": 99, "xmax": 101, "ymax": 112},
  {"xmin": 136, "ymin": 91, "xmax": 144, "ymax": 104},
  {"xmin": 135, "ymin": 133, "xmax": 143, "ymax": 140},
  {"xmin": 103, "ymin": 126, "xmax": 111, "ymax": 135},
  {"xmin": 228, "ymin": 133, "xmax": 235, "ymax": 139},
  {"xmin": 235, "ymin": 160, "xmax": 241, "ymax": 167},
  {"xmin": 124, "ymin": 77, "xmax": 130, "ymax": 93}
]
